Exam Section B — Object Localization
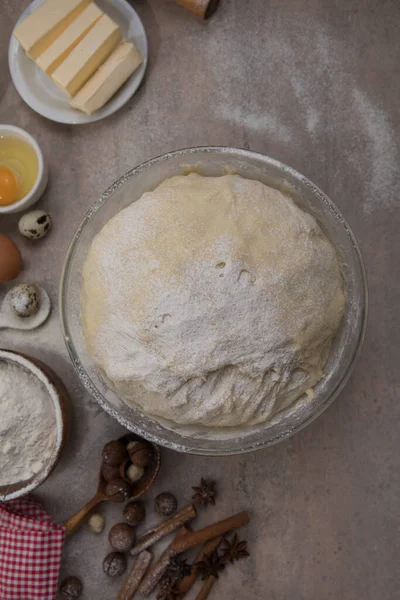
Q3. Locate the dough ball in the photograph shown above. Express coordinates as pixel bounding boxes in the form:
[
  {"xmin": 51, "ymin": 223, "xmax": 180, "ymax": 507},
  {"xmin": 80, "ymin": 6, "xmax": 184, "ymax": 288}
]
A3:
[{"xmin": 81, "ymin": 174, "xmax": 345, "ymax": 427}]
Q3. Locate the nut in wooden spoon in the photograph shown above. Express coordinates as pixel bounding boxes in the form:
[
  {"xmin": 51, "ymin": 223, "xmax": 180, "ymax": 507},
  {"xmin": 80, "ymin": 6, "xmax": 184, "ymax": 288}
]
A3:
[{"xmin": 64, "ymin": 434, "xmax": 161, "ymax": 536}]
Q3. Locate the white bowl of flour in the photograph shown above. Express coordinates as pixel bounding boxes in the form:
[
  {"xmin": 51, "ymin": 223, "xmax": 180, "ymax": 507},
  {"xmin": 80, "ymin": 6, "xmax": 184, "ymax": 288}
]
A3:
[{"xmin": 0, "ymin": 349, "xmax": 69, "ymax": 501}]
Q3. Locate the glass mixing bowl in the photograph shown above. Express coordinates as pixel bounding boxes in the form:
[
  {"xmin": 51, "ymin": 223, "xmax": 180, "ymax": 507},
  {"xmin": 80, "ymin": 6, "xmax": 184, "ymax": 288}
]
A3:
[{"xmin": 60, "ymin": 147, "xmax": 368, "ymax": 455}]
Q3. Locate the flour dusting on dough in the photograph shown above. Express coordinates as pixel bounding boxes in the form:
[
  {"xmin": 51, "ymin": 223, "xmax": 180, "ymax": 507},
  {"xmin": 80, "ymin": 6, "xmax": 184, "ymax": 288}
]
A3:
[{"xmin": 82, "ymin": 174, "xmax": 344, "ymax": 428}]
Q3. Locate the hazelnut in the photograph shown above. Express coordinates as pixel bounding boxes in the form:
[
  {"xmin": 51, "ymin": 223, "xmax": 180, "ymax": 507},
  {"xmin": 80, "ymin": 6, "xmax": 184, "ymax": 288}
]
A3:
[
  {"xmin": 119, "ymin": 459, "xmax": 144, "ymax": 483},
  {"xmin": 105, "ymin": 478, "xmax": 131, "ymax": 503},
  {"xmin": 155, "ymin": 492, "xmax": 178, "ymax": 516},
  {"xmin": 126, "ymin": 440, "xmax": 140, "ymax": 452},
  {"xmin": 102, "ymin": 440, "xmax": 127, "ymax": 466},
  {"xmin": 108, "ymin": 523, "xmax": 136, "ymax": 552},
  {"xmin": 127, "ymin": 463, "xmax": 144, "ymax": 483},
  {"xmin": 103, "ymin": 552, "xmax": 127, "ymax": 577},
  {"xmin": 123, "ymin": 501, "xmax": 146, "ymax": 526},
  {"xmin": 102, "ymin": 462, "xmax": 120, "ymax": 483},
  {"xmin": 60, "ymin": 576, "xmax": 83, "ymax": 599},
  {"xmin": 128, "ymin": 441, "xmax": 153, "ymax": 468},
  {"xmin": 88, "ymin": 513, "xmax": 105, "ymax": 534}
]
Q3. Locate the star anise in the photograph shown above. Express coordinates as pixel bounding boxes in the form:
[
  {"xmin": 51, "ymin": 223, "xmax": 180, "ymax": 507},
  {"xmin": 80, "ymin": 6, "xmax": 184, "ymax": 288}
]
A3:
[
  {"xmin": 195, "ymin": 550, "xmax": 225, "ymax": 580},
  {"xmin": 220, "ymin": 533, "xmax": 250, "ymax": 564},
  {"xmin": 156, "ymin": 574, "xmax": 181, "ymax": 600},
  {"xmin": 191, "ymin": 478, "xmax": 217, "ymax": 507},
  {"xmin": 167, "ymin": 556, "xmax": 192, "ymax": 581}
]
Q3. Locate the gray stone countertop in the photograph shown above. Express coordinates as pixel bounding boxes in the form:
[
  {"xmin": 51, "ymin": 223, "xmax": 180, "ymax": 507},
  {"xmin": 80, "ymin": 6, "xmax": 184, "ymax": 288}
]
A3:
[{"xmin": 1, "ymin": 1, "xmax": 399, "ymax": 599}]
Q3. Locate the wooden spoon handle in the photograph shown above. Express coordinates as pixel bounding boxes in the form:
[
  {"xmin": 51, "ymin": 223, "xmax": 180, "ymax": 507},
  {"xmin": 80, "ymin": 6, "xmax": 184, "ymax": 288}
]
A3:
[{"xmin": 64, "ymin": 493, "xmax": 104, "ymax": 536}]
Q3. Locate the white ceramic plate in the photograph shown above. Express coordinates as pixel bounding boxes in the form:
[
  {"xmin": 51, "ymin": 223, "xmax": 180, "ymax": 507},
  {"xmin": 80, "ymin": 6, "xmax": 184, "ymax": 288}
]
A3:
[{"xmin": 8, "ymin": 0, "xmax": 148, "ymax": 124}]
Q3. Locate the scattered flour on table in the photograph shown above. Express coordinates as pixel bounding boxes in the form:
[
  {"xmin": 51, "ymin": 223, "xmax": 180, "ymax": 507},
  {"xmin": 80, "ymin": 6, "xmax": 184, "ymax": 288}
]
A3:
[
  {"xmin": 206, "ymin": 11, "xmax": 398, "ymax": 215},
  {"xmin": 0, "ymin": 361, "xmax": 56, "ymax": 486},
  {"xmin": 221, "ymin": 106, "xmax": 293, "ymax": 144},
  {"xmin": 352, "ymin": 88, "xmax": 398, "ymax": 213}
]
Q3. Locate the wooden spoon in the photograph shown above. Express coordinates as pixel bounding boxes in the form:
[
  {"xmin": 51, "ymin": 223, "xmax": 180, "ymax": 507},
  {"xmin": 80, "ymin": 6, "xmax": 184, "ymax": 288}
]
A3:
[{"xmin": 64, "ymin": 434, "xmax": 161, "ymax": 536}]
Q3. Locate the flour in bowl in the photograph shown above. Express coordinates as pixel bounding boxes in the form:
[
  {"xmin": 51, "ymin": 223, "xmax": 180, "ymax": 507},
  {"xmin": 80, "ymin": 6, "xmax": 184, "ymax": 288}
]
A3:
[
  {"xmin": 0, "ymin": 360, "xmax": 57, "ymax": 486},
  {"xmin": 81, "ymin": 174, "xmax": 345, "ymax": 427}
]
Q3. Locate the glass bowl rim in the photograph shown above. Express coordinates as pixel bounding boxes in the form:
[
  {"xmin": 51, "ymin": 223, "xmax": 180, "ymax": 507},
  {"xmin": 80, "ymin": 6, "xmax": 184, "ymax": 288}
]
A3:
[{"xmin": 60, "ymin": 145, "xmax": 368, "ymax": 455}]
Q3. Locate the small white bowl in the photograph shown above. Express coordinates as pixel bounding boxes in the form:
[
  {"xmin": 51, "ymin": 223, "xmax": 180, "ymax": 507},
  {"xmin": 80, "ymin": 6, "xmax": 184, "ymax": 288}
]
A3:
[
  {"xmin": 0, "ymin": 125, "xmax": 48, "ymax": 215},
  {"xmin": 0, "ymin": 349, "xmax": 69, "ymax": 501}
]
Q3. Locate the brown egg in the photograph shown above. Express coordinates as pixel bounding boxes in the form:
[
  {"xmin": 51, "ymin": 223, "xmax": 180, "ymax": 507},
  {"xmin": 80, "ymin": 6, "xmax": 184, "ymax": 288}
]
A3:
[{"xmin": 0, "ymin": 234, "xmax": 23, "ymax": 282}]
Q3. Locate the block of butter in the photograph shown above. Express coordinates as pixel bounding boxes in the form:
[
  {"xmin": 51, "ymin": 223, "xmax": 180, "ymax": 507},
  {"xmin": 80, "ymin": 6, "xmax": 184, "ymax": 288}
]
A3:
[
  {"xmin": 36, "ymin": 3, "xmax": 103, "ymax": 75},
  {"xmin": 70, "ymin": 43, "xmax": 143, "ymax": 115},
  {"xmin": 13, "ymin": 0, "xmax": 91, "ymax": 60},
  {"xmin": 52, "ymin": 13, "xmax": 122, "ymax": 97}
]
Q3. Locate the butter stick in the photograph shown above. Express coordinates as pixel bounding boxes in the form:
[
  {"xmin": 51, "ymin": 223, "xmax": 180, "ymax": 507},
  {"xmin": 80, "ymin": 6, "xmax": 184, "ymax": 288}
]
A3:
[
  {"xmin": 52, "ymin": 13, "xmax": 122, "ymax": 97},
  {"xmin": 70, "ymin": 42, "xmax": 143, "ymax": 115},
  {"xmin": 36, "ymin": 3, "xmax": 103, "ymax": 75},
  {"xmin": 13, "ymin": 0, "xmax": 91, "ymax": 60}
]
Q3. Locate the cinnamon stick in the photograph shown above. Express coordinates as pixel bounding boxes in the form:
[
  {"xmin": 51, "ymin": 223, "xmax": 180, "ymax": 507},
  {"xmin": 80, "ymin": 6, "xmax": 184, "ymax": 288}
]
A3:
[
  {"xmin": 138, "ymin": 527, "xmax": 191, "ymax": 597},
  {"xmin": 138, "ymin": 511, "xmax": 249, "ymax": 596},
  {"xmin": 195, "ymin": 576, "xmax": 217, "ymax": 600},
  {"xmin": 177, "ymin": 537, "xmax": 223, "ymax": 597},
  {"xmin": 175, "ymin": 0, "xmax": 220, "ymax": 19},
  {"xmin": 117, "ymin": 550, "xmax": 153, "ymax": 600},
  {"xmin": 130, "ymin": 504, "xmax": 196, "ymax": 556},
  {"xmin": 172, "ymin": 511, "xmax": 249, "ymax": 553}
]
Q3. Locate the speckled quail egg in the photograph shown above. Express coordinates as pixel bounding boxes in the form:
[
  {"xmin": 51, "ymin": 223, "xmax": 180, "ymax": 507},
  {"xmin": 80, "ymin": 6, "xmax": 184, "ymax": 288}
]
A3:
[
  {"xmin": 9, "ymin": 284, "xmax": 40, "ymax": 318},
  {"xmin": 18, "ymin": 210, "xmax": 51, "ymax": 240}
]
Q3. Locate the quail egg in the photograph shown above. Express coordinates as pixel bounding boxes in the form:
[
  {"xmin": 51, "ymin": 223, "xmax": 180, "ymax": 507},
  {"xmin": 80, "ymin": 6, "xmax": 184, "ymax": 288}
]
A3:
[
  {"xmin": 18, "ymin": 210, "xmax": 51, "ymax": 240},
  {"xmin": 9, "ymin": 284, "xmax": 40, "ymax": 318}
]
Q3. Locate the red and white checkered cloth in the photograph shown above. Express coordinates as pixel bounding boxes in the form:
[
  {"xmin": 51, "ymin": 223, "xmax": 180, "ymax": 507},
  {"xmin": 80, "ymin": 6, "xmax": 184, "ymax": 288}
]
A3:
[{"xmin": 0, "ymin": 496, "xmax": 65, "ymax": 600}]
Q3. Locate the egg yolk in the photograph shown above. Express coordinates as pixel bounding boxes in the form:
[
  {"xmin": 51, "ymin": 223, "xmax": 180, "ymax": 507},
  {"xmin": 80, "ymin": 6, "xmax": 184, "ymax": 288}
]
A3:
[{"xmin": 0, "ymin": 166, "xmax": 19, "ymax": 206}]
